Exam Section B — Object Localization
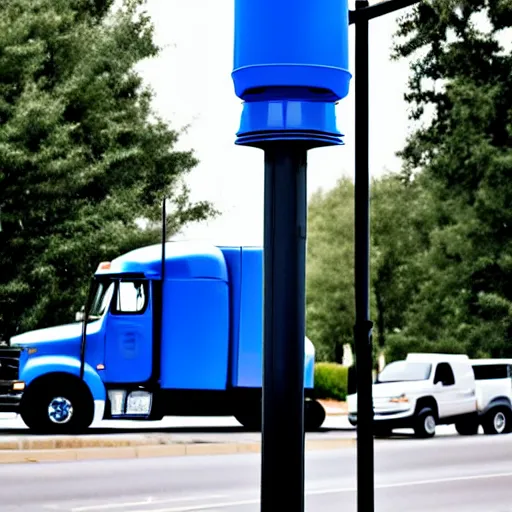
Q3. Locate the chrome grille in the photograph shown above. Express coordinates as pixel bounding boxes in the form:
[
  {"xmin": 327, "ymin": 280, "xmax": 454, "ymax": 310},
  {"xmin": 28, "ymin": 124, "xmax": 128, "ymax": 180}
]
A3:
[{"xmin": 0, "ymin": 348, "xmax": 21, "ymax": 381}]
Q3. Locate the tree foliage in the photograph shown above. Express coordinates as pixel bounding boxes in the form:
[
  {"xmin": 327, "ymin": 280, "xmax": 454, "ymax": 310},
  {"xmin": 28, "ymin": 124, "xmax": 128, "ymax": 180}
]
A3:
[
  {"xmin": 306, "ymin": 178, "xmax": 355, "ymax": 363},
  {"xmin": 0, "ymin": 0, "xmax": 216, "ymax": 339},
  {"xmin": 388, "ymin": 0, "xmax": 512, "ymax": 358},
  {"xmin": 306, "ymin": 0, "xmax": 512, "ymax": 362}
]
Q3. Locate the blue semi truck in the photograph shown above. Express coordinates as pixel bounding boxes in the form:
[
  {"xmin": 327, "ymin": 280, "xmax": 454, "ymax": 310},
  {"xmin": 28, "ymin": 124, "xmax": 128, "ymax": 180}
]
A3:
[{"xmin": 0, "ymin": 241, "xmax": 325, "ymax": 434}]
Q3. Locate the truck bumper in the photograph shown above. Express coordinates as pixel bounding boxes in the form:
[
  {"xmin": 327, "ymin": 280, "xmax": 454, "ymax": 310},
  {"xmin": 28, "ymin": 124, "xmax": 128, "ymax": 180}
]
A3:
[
  {"xmin": 348, "ymin": 412, "xmax": 415, "ymax": 430},
  {"xmin": 0, "ymin": 381, "xmax": 24, "ymax": 413}
]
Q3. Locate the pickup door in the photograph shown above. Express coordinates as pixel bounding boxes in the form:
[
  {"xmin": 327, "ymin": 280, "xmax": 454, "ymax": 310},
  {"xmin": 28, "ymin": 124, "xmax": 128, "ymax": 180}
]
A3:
[{"xmin": 433, "ymin": 362, "xmax": 473, "ymax": 418}]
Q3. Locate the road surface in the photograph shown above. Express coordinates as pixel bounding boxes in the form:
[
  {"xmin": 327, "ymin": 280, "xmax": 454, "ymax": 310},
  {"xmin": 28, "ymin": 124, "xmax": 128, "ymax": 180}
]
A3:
[
  {"xmin": 0, "ymin": 413, "xmax": 460, "ymax": 440},
  {"xmin": 0, "ymin": 414, "xmax": 356, "ymax": 446},
  {"xmin": 0, "ymin": 413, "xmax": 348, "ymax": 432},
  {"xmin": 0, "ymin": 413, "xmax": 464, "ymax": 448},
  {"xmin": 2, "ymin": 430, "xmax": 512, "ymax": 511}
]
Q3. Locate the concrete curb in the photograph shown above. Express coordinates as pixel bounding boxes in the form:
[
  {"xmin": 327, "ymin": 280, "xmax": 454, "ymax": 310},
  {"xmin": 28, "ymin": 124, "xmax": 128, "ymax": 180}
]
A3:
[{"xmin": 0, "ymin": 437, "xmax": 356, "ymax": 464}]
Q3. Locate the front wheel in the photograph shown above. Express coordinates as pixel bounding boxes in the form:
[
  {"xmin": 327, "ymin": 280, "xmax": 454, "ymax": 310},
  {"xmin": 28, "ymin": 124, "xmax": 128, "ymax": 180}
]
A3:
[
  {"xmin": 414, "ymin": 407, "xmax": 436, "ymax": 438},
  {"xmin": 20, "ymin": 380, "xmax": 93, "ymax": 435},
  {"xmin": 482, "ymin": 407, "xmax": 511, "ymax": 435}
]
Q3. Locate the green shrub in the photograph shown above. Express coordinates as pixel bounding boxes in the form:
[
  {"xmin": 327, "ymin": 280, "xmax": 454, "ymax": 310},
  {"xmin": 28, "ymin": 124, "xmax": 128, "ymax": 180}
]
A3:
[{"xmin": 314, "ymin": 362, "xmax": 348, "ymax": 401}]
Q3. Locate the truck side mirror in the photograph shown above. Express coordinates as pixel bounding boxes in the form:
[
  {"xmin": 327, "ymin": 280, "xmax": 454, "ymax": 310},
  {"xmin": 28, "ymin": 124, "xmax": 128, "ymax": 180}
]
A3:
[{"xmin": 75, "ymin": 306, "xmax": 85, "ymax": 322}]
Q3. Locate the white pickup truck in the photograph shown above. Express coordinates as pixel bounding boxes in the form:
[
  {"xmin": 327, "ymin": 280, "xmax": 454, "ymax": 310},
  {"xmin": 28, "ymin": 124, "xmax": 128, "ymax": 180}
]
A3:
[{"xmin": 347, "ymin": 353, "xmax": 478, "ymax": 438}]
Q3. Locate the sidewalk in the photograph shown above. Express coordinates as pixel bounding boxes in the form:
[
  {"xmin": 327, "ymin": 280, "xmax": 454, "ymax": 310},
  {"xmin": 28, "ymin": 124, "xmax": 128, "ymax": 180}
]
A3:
[
  {"xmin": 0, "ymin": 427, "xmax": 355, "ymax": 464},
  {"xmin": 0, "ymin": 403, "xmax": 352, "ymax": 464}
]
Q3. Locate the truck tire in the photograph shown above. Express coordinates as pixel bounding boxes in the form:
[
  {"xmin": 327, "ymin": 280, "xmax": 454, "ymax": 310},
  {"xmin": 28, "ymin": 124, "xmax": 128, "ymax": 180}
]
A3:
[
  {"xmin": 21, "ymin": 380, "xmax": 94, "ymax": 435},
  {"xmin": 482, "ymin": 407, "xmax": 511, "ymax": 435},
  {"xmin": 304, "ymin": 400, "xmax": 326, "ymax": 431},
  {"xmin": 455, "ymin": 414, "xmax": 479, "ymax": 436},
  {"xmin": 414, "ymin": 407, "xmax": 436, "ymax": 438},
  {"xmin": 235, "ymin": 400, "xmax": 326, "ymax": 431},
  {"xmin": 234, "ymin": 402, "xmax": 262, "ymax": 431}
]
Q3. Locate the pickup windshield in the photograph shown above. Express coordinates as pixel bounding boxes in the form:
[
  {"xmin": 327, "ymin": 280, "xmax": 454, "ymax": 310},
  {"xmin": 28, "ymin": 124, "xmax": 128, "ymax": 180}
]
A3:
[
  {"xmin": 88, "ymin": 279, "xmax": 115, "ymax": 320},
  {"xmin": 376, "ymin": 361, "xmax": 432, "ymax": 383}
]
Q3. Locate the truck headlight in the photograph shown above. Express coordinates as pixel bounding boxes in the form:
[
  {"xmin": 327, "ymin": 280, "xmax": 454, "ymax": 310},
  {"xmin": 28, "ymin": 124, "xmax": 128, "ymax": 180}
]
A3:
[
  {"xmin": 12, "ymin": 381, "xmax": 25, "ymax": 391},
  {"xmin": 126, "ymin": 391, "xmax": 152, "ymax": 416},
  {"xmin": 389, "ymin": 393, "xmax": 409, "ymax": 403}
]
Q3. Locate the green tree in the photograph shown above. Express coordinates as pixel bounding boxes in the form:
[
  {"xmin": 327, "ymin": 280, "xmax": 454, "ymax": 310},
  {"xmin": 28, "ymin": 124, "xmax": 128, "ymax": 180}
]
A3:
[
  {"xmin": 371, "ymin": 172, "xmax": 435, "ymax": 349},
  {"xmin": 387, "ymin": 0, "xmax": 512, "ymax": 358},
  {"xmin": 305, "ymin": 174, "xmax": 418, "ymax": 364},
  {"xmin": 306, "ymin": 178, "xmax": 355, "ymax": 363},
  {"xmin": 0, "ymin": 0, "xmax": 216, "ymax": 340}
]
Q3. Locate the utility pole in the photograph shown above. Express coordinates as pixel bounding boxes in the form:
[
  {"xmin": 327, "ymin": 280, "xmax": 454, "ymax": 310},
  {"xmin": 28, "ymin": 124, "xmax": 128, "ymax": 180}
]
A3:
[
  {"xmin": 349, "ymin": 1, "xmax": 422, "ymax": 510},
  {"xmin": 231, "ymin": 1, "xmax": 351, "ymax": 510},
  {"xmin": 230, "ymin": 1, "xmax": 422, "ymax": 511},
  {"xmin": 353, "ymin": 1, "xmax": 375, "ymax": 510}
]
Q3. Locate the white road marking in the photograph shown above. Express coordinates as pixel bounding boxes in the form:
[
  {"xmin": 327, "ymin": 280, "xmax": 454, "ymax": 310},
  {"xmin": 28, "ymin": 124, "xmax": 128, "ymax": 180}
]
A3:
[
  {"xmin": 70, "ymin": 495, "xmax": 227, "ymax": 511},
  {"xmin": 377, "ymin": 471, "xmax": 512, "ymax": 490},
  {"xmin": 123, "ymin": 471, "xmax": 512, "ymax": 512},
  {"xmin": 309, "ymin": 470, "xmax": 512, "ymax": 495},
  {"xmin": 129, "ymin": 500, "xmax": 258, "ymax": 512}
]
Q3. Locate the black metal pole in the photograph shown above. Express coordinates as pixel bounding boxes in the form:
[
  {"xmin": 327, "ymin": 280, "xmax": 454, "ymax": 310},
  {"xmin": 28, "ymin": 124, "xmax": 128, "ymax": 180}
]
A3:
[
  {"xmin": 161, "ymin": 196, "xmax": 166, "ymax": 283},
  {"xmin": 79, "ymin": 278, "xmax": 94, "ymax": 380},
  {"xmin": 349, "ymin": 0, "xmax": 421, "ymax": 25},
  {"xmin": 261, "ymin": 143, "xmax": 308, "ymax": 512},
  {"xmin": 354, "ymin": 1, "xmax": 375, "ymax": 511}
]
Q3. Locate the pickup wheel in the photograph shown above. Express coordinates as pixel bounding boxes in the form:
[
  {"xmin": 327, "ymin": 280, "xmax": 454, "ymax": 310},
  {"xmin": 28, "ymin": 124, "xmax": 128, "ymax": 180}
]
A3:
[
  {"xmin": 482, "ymin": 407, "xmax": 511, "ymax": 435},
  {"xmin": 455, "ymin": 415, "xmax": 479, "ymax": 436},
  {"xmin": 414, "ymin": 407, "xmax": 436, "ymax": 438},
  {"xmin": 21, "ymin": 380, "xmax": 93, "ymax": 435}
]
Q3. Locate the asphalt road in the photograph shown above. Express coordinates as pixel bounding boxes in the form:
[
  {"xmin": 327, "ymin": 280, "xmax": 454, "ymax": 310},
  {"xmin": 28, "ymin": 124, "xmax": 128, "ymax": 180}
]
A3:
[
  {"xmin": 0, "ymin": 414, "xmax": 355, "ymax": 445},
  {"xmin": 0, "ymin": 413, "xmax": 347, "ymax": 431},
  {"xmin": 0, "ymin": 413, "xmax": 468, "ymax": 447},
  {"xmin": 0, "ymin": 413, "xmax": 460, "ymax": 438},
  {"xmin": 2, "ymin": 431, "xmax": 512, "ymax": 511}
]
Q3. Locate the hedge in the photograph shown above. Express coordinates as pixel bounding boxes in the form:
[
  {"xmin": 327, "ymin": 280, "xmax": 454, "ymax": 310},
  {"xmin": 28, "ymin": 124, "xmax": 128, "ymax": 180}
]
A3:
[{"xmin": 314, "ymin": 362, "xmax": 348, "ymax": 401}]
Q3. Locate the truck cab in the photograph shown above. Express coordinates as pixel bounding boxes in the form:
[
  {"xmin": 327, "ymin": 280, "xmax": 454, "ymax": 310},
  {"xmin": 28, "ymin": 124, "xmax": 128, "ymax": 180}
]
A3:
[{"xmin": 1, "ymin": 241, "xmax": 324, "ymax": 433}]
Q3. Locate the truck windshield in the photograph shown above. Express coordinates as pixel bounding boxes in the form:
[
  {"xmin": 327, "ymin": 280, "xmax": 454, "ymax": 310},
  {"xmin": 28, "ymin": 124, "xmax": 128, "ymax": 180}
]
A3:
[
  {"xmin": 88, "ymin": 279, "xmax": 115, "ymax": 321},
  {"xmin": 376, "ymin": 361, "xmax": 432, "ymax": 383}
]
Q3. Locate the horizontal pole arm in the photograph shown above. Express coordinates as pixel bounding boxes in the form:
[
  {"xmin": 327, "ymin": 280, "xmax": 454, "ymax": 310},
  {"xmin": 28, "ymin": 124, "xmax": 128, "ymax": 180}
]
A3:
[{"xmin": 349, "ymin": 0, "xmax": 421, "ymax": 24}]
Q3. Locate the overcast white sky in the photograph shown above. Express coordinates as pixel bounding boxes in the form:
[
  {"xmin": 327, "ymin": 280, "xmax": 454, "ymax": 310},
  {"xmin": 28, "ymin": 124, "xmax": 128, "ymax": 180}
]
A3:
[{"xmin": 135, "ymin": 0, "xmax": 417, "ymax": 244}]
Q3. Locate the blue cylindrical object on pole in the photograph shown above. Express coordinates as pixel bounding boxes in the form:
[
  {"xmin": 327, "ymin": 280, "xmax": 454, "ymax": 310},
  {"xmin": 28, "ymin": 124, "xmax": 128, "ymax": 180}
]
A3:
[
  {"xmin": 232, "ymin": 0, "xmax": 351, "ymax": 147},
  {"xmin": 233, "ymin": 0, "xmax": 350, "ymax": 102}
]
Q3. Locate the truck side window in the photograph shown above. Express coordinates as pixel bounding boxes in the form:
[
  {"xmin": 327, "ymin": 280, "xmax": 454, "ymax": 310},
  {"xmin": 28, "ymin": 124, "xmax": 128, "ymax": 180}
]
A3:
[
  {"xmin": 112, "ymin": 280, "xmax": 148, "ymax": 315},
  {"xmin": 473, "ymin": 364, "xmax": 508, "ymax": 380},
  {"xmin": 434, "ymin": 363, "xmax": 455, "ymax": 386}
]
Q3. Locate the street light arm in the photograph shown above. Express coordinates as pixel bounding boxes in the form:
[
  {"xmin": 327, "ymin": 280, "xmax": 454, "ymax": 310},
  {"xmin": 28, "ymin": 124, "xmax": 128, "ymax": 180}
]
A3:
[{"xmin": 349, "ymin": 0, "xmax": 420, "ymax": 24}]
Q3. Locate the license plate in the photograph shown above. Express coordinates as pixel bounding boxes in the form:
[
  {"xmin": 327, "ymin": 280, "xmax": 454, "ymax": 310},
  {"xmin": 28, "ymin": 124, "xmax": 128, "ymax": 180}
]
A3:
[{"xmin": 125, "ymin": 391, "xmax": 152, "ymax": 415}]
